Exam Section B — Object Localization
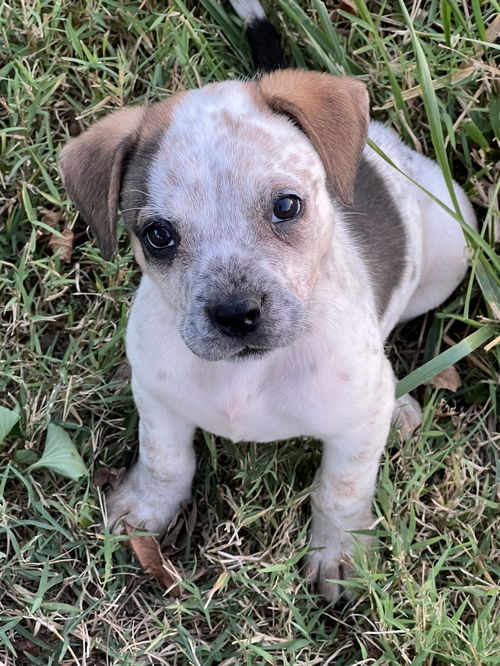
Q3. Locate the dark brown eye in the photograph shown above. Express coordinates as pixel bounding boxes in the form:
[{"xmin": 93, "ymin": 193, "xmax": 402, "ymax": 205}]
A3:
[
  {"xmin": 142, "ymin": 220, "xmax": 176, "ymax": 252},
  {"xmin": 273, "ymin": 195, "xmax": 302, "ymax": 222}
]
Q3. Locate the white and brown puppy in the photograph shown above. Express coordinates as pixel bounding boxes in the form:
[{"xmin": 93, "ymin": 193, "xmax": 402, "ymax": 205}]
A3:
[{"xmin": 60, "ymin": 62, "xmax": 476, "ymax": 600}]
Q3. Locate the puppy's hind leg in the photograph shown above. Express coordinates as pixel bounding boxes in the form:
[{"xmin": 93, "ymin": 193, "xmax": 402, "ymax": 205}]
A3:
[
  {"xmin": 400, "ymin": 159, "xmax": 477, "ymax": 322},
  {"xmin": 104, "ymin": 382, "xmax": 196, "ymax": 537},
  {"xmin": 390, "ymin": 368, "xmax": 422, "ymax": 440},
  {"xmin": 392, "ymin": 392, "xmax": 422, "ymax": 440}
]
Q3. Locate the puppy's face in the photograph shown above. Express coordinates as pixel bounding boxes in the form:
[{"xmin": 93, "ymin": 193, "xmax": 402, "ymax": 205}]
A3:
[
  {"xmin": 123, "ymin": 83, "xmax": 335, "ymax": 360},
  {"xmin": 60, "ymin": 71, "xmax": 369, "ymax": 361}
]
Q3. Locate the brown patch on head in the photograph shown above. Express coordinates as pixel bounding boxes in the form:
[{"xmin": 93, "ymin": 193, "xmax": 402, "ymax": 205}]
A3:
[
  {"xmin": 219, "ymin": 109, "xmax": 239, "ymax": 131},
  {"xmin": 253, "ymin": 69, "xmax": 369, "ymax": 206},
  {"xmin": 215, "ymin": 113, "xmax": 275, "ymax": 159},
  {"xmin": 59, "ymin": 94, "xmax": 184, "ymax": 260}
]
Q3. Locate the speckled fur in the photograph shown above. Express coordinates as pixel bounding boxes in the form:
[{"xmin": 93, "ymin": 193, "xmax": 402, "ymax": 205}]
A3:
[{"xmin": 60, "ymin": 72, "xmax": 476, "ymax": 601}]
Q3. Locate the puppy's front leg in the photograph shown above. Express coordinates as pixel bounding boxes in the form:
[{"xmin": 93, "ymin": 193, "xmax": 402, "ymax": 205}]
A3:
[
  {"xmin": 307, "ymin": 396, "xmax": 393, "ymax": 601},
  {"xmin": 105, "ymin": 384, "xmax": 196, "ymax": 536}
]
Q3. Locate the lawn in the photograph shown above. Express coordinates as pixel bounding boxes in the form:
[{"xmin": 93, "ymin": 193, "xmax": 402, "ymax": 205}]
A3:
[{"xmin": 0, "ymin": 0, "xmax": 499, "ymax": 664}]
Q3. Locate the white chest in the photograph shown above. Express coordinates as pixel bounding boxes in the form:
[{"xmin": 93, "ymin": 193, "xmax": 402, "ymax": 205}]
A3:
[
  {"xmin": 140, "ymin": 349, "xmax": 314, "ymax": 441},
  {"xmin": 129, "ymin": 319, "xmax": 384, "ymax": 443}
]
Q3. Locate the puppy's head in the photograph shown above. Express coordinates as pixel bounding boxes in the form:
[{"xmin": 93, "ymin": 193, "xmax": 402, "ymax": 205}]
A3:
[{"xmin": 60, "ymin": 70, "xmax": 369, "ymax": 361}]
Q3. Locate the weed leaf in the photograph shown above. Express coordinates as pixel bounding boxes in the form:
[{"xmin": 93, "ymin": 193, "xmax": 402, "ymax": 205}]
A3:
[
  {"xmin": 28, "ymin": 424, "xmax": 88, "ymax": 480},
  {"xmin": 0, "ymin": 406, "xmax": 21, "ymax": 445}
]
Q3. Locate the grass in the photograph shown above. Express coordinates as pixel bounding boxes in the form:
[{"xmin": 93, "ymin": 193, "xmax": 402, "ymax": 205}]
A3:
[{"xmin": 0, "ymin": 0, "xmax": 499, "ymax": 663}]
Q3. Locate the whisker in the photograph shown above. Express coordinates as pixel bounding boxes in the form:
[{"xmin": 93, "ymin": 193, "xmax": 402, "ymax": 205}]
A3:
[
  {"xmin": 342, "ymin": 210, "xmax": 367, "ymax": 218},
  {"xmin": 121, "ymin": 188, "xmax": 150, "ymax": 196},
  {"xmin": 120, "ymin": 206, "xmax": 145, "ymax": 213}
]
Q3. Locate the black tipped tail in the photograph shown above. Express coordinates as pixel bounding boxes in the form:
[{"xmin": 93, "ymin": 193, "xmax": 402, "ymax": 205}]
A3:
[
  {"xmin": 229, "ymin": 0, "xmax": 287, "ymax": 72},
  {"xmin": 246, "ymin": 16, "xmax": 287, "ymax": 71}
]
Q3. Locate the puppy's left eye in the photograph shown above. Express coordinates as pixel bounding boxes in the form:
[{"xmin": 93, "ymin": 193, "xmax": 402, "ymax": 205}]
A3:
[{"xmin": 273, "ymin": 195, "xmax": 302, "ymax": 222}]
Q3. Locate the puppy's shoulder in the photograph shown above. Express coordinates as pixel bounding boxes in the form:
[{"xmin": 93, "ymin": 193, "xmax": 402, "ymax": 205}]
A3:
[{"xmin": 336, "ymin": 122, "xmax": 419, "ymax": 324}]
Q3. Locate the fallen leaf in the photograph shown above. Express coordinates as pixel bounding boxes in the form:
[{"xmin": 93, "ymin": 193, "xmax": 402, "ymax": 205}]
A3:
[
  {"xmin": 93, "ymin": 466, "xmax": 126, "ymax": 491},
  {"xmin": 41, "ymin": 209, "xmax": 64, "ymax": 229},
  {"xmin": 12, "ymin": 638, "xmax": 43, "ymax": 657},
  {"xmin": 111, "ymin": 362, "xmax": 131, "ymax": 383},
  {"xmin": 339, "ymin": 0, "xmax": 357, "ymax": 14},
  {"xmin": 48, "ymin": 227, "xmax": 74, "ymax": 263},
  {"xmin": 486, "ymin": 13, "xmax": 500, "ymax": 44},
  {"xmin": 123, "ymin": 521, "xmax": 183, "ymax": 597},
  {"xmin": 431, "ymin": 366, "xmax": 462, "ymax": 392}
]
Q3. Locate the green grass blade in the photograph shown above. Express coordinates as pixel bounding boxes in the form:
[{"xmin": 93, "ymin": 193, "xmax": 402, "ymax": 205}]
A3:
[
  {"xmin": 396, "ymin": 326, "xmax": 496, "ymax": 397},
  {"xmin": 398, "ymin": 0, "xmax": 464, "ymax": 220}
]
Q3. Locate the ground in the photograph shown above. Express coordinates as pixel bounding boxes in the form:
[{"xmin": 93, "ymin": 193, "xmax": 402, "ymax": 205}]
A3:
[{"xmin": 0, "ymin": 1, "xmax": 499, "ymax": 664}]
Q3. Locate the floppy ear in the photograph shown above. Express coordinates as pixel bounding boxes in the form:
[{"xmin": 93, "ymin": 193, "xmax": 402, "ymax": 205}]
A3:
[
  {"xmin": 59, "ymin": 106, "xmax": 145, "ymax": 260},
  {"xmin": 256, "ymin": 70, "xmax": 369, "ymax": 206}
]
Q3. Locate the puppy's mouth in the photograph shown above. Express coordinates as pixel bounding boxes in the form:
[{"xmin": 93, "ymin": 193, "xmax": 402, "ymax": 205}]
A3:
[{"xmin": 232, "ymin": 345, "xmax": 271, "ymax": 360}]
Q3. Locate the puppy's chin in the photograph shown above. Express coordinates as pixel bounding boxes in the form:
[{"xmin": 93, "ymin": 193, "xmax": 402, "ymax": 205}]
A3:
[
  {"xmin": 181, "ymin": 337, "xmax": 273, "ymax": 362},
  {"xmin": 179, "ymin": 324, "xmax": 298, "ymax": 362}
]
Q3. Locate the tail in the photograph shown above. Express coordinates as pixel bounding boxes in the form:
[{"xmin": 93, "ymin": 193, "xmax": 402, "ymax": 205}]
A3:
[{"xmin": 229, "ymin": 0, "xmax": 286, "ymax": 72}]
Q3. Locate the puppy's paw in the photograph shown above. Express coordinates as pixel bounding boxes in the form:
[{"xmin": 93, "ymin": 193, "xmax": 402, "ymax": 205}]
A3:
[
  {"xmin": 103, "ymin": 477, "xmax": 185, "ymax": 537},
  {"xmin": 392, "ymin": 393, "xmax": 422, "ymax": 440},
  {"xmin": 306, "ymin": 529, "xmax": 373, "ymax": 602},
  {"xmin": 305, "ymin": 546, "xmax": 354, "ymax": 602}
]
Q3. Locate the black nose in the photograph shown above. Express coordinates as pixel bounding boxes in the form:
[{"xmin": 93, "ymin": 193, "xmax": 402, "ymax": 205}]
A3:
[{"xmin": 210, "ymin": 295, "xmax": 262, "ymax": 337}]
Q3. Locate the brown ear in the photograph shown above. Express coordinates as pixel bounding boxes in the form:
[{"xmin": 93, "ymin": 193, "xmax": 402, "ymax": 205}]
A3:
[
  {"xmin": 256, "ymin": 70, "xmax": 369, "ymax": 206},
  {"xmin": 59, "ymin": 106, "xmax": 145, "ymax": 260}
]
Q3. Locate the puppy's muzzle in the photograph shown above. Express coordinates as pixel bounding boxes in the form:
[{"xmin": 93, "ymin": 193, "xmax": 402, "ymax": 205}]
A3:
[{"xmin": 209, "ymin": 294, "xmax": 262, "ymax": 337}]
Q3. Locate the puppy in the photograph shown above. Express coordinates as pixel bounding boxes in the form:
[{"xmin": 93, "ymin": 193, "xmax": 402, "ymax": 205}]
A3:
[{"xmin": 60, "ymin": 2, "xmax": 476, "ymax": 600}]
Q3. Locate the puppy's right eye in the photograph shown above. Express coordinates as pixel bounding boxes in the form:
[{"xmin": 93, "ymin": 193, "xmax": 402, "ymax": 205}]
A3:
[{"xmin": 142, "ymin": 219, "xmax": 177, "ymax": 253}]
